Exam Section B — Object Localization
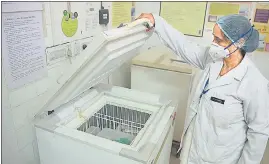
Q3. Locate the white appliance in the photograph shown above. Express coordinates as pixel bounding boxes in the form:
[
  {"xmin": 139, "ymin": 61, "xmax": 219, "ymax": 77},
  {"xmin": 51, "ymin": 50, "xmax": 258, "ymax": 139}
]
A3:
[
  {"xmin": 34, "ymin": 19, "xmax": 177, "ymax": 164},
  {"xmin": 131, "ymin": 47, "xmax": 194, "ymax": 143}
]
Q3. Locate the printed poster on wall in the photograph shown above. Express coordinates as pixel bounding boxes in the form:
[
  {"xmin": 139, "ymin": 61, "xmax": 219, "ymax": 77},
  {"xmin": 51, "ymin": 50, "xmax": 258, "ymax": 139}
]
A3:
[
  {"xmin": 84, "ymin": 2, "xmax": 100, "ymax": 34},
  {"xmin": 160, "ymin": 2, "xmax": 207, "ymax": 37},
  {"xmin": 253, "ymin": 3, "xmax": 269, "ymax": 52},
  {"xmin": 2, "ymin": 11, "xmax": 47, "ymax": 89},
  {"xmin": 111, "ymin": 2, "xmax": 133, "ymax": 28},
  {"xmin": 206, "ymin": 2, "xmax": 252, "ymax": 32}
]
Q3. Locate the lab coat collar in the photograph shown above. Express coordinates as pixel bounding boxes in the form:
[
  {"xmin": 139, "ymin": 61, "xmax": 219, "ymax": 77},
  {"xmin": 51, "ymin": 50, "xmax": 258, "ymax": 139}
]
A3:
[
  {"xmin": 231, "ymin": 56, "xmax": 249, "ymax": 81},
  {"xmin": 207, "ymin": 56, "xmax": 249, "ymax": 90}
]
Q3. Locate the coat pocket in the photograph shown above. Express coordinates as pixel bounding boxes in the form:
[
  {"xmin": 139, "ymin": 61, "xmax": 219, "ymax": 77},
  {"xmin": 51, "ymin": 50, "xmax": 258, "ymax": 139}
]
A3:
[{"xmin": 203, "ymin": 94, "xmax": 231, "ymax": 147}]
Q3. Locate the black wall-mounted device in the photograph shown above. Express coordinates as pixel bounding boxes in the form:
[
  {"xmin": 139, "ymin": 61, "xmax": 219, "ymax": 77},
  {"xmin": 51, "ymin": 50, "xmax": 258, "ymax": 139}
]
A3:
[{"xmin": 99, "ymin": 2, "xmax": 109, "ymax": 25}]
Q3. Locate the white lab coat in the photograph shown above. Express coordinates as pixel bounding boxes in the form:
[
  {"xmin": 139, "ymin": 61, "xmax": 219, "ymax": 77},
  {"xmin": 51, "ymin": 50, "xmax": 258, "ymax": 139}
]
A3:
[{"xmin": 152, "ymin": 14, "xmax": 269, "ymax": 164}]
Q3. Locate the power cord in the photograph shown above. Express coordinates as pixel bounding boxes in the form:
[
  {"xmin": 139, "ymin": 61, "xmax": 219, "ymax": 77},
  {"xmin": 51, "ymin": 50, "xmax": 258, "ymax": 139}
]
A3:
[{"xmin": 101, "ymin": 1, "xmax": 104, "ymax": 9}]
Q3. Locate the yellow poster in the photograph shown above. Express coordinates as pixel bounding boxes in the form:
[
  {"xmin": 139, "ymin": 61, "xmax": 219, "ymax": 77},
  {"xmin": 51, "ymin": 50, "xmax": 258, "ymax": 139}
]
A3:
[
  {"xmin": 206, "ymin": 2, "xmax": 241, "ymax": 30},
  {"xmin": 112, "ymin": 2, "xmax": 132, "ymax": 28},
  {"xmin": 160, "ymin": 2, "xmax": 207, "ymax": 36},
  {"xmin": 209, "ymin": 3, "xmax": 240, "ymax": 15},
  {"xmin": 253, "ymin": 3, "xmax": 269, "ymax": 52}
]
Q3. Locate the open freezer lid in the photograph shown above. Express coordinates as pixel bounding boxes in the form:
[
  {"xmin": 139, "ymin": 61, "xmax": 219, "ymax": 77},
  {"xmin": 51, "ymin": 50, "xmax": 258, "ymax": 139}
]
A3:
[{"xmin": 39, "ymin": 19, "xmax": 153, "ymax": 113}]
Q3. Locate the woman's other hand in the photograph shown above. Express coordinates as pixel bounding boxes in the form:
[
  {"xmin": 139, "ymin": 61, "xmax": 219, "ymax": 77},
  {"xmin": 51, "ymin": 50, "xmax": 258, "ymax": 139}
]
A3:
[{"xmin": 136, "ymin": 13, "xmax": 155, "ymax": 31}]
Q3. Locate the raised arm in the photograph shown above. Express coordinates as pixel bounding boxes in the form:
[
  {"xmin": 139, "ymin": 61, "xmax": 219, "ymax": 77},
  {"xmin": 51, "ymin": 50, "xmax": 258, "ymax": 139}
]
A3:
[{"xmin": 149, "ymin": 14, "xmax": 211, "ymax": 69}]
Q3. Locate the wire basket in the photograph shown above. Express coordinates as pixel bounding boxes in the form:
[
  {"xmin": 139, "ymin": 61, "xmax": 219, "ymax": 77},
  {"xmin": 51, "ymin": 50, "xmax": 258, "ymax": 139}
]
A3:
[{"xmin": 77, "ymin": 102, "xmax": 151, "ymax": 145}]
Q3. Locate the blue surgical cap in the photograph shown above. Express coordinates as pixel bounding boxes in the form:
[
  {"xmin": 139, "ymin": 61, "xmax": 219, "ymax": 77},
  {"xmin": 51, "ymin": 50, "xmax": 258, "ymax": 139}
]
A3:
[{"xmin": 216, "ymin": 14, "xmax": 259, "ymax": 53}]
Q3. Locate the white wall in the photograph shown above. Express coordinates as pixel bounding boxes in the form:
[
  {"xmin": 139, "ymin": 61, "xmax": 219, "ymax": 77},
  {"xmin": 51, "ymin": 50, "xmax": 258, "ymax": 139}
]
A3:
[
  {"xmin": 2, "ymin": 2, "xmax": 269, "ymax": 164},
  {"xmin": 2, "ymin": 2, "xmax": 104, "ymax": 164}
]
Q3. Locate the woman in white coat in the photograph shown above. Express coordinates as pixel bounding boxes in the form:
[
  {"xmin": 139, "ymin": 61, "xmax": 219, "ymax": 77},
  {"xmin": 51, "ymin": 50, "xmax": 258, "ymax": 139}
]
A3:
[{"xmin": 137, "ymin": 13, "xmax": 269, "ymax": 164}]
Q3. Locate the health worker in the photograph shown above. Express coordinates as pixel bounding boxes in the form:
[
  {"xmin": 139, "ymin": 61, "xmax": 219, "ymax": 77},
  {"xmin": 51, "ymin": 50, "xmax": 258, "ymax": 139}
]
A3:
[{"xmin": 137, "ymin": 13, "xmax": 269, "ymax": 164}]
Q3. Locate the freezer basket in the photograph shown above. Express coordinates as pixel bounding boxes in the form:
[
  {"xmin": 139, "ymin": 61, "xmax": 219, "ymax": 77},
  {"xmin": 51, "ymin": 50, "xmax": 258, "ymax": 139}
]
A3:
[{"xmin": 77, "ymin": 103, "xmax": 151, "ymax": 145}]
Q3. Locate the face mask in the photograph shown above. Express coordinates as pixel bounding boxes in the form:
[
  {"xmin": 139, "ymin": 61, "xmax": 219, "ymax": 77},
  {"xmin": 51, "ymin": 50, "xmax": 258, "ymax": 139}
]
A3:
[
  {"xmin": 208, "ymin": 42, "xmax": 230, "ymax": 61},
  {"xmin": 208, "ymin": 26, "xmax": 253, "ymax": 61}
]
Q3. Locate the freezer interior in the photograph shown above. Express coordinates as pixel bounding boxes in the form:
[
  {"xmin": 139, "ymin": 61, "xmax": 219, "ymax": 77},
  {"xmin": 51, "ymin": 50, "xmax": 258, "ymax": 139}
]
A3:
[
  {"xmin": 76, "ymin": 102, "xmax": 151, "ymax": 145},
  {"xmin": 52, "ymin": 87, "xmax": 170, "ymax": 150}
]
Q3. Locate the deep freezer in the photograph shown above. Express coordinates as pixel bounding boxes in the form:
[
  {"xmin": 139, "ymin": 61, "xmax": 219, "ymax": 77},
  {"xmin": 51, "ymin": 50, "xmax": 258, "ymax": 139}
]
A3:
[{"xmin": 34, "ymin": 19, "xmax": 177, "ymax": 164}]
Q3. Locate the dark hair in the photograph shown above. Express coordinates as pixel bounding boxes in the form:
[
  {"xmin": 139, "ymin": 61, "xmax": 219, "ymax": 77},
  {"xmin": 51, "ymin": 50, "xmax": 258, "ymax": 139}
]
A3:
[{"xmin": 239, "ymin": 48, "xmax": 246, "ymax": 57}]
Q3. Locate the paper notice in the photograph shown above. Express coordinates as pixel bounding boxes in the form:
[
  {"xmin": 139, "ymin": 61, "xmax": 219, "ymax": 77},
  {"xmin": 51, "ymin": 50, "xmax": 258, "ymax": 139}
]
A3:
[
  {"xmin": 160, "ymin": 2, "xmax": 207, "ymax": 37},
  {"xmin": 85, "ymin": 2, "xmax": 100, "ymax": 33},
  {"xmin": 206, "ymin": 2, "xmax": 251, "ymax": 32},
  {"xmin": 2, "ymin": 2, "xmax": 43, "ymax": 12},
  {"xmin": 209, "ymin": 3, "xmax": 240, "ymax": 15},
  {"xmin": 2, "ymin": 11, "xmax": 47, "ymax": 89},
  {"xmin": 253, "ymin": 3, "xmax": 269, "ymax": 51},
  {"xmin": 254, "ymin": 9, "xmax": 269, "ymax": 23},
  {"xmin": 112, "ymin": 2, "xmax": 132, "ymax": 28},
  {"xmin": 206, "ymin": 2, "xmax": 240, "ymax": 31},
  {"xmin": 239, "ymin": 3, "xmax": 252, "ymax": 18}
]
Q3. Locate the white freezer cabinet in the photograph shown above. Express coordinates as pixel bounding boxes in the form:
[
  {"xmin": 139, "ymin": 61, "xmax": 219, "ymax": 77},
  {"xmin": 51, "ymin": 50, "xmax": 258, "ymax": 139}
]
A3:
[
  {"xmin": 34, "ymin": 19, "xmax": 177, "ymax": 164},
  {"xmin": 35, "ymin": 85, "xmax": 176, "ymax": 164}
]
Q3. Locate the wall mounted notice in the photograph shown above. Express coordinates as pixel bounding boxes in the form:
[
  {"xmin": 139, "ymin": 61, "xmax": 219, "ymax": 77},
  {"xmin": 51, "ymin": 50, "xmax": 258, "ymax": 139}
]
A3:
[
  {"xmin": 42, "ymin": 3, "xmax": 47, "ymax": 37},
  {"xmin": 2, "ymin": 11, "xmax": 47, "ymax": 89},
  {"xmin": 206, "ymin": 2, "xmax": 239, "ymax": 30},
  {"xmin": 160, "ymin": 2, "xmax": 207, "ymax": 37},
  {"xmin": 253, "ymin": 3, "xmax": 269, "ymax": 52},
  {"xmin": 206, "ymin": 2, "xmax": 252, "ymax": 31},
  {"xmin": 238, "ymin": 3, "xmax": 252, "ymax": 18},
  {"xmin": 209, "ymin": 3, "xmax": 239, "ymax": 15},
  {"xmin": 85, "ymin": 2, "xmax": 100, "ymax": 34},
  {"xmin": 112, "ymin": 2, "xmax": 132, "ymax": 28},
  {"xmin": 2, "ymin": 1, "xmax": 42, "ymax": 12}
]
